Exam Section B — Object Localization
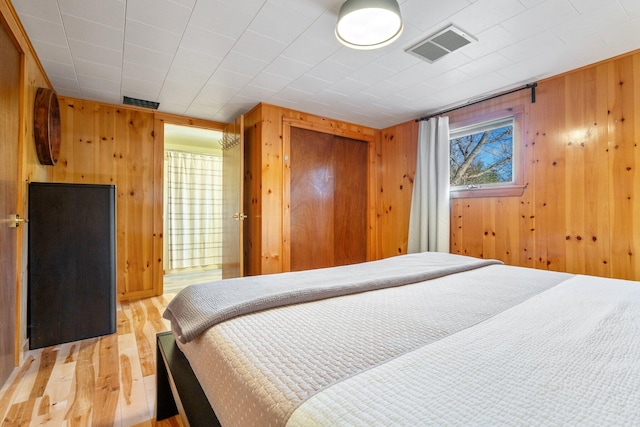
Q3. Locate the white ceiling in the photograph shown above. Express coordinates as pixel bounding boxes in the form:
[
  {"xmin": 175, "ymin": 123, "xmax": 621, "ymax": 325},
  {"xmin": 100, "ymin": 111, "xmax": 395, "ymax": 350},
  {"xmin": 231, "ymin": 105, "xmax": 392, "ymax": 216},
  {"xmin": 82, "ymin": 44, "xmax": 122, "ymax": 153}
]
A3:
[{"xmin": 12, "ymin": 0, "xmax": 640, "ymax": 129}]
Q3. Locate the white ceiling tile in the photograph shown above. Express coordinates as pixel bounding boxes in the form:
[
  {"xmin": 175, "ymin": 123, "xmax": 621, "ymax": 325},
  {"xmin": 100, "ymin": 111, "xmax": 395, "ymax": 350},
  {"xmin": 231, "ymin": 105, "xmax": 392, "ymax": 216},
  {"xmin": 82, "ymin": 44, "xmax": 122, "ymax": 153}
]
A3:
[
  {"xmin": 74, "ymin": 58, "xmax": 121, "ymax": 82},
  {"xmin": 496, "ymin": 45, "xmax": 583, "ymax": 82},
  {"xmin": 165, "ymin": 66, "xmax": 209, "ymax": 90},
  {"xmin": 449, "ymin": 0, "xmax": 526, "ymax": 34},
  {"xmin": 219, "ymin": 51, "xmax": 268, "ymax": 77},
  {"xmin": 289, "ymin": 74, "xmax": 332, "ymax": 94},
  {"xmin": 122, "ymin": 61, "xmax": 168, "ymax": 84},
  {"xmin": 159, "ymin": 80, "xmax": 202, "ymax": 105},
  {"xmin": 157, "ymin": 102, "xmax": 188, "ymax": 115},
  {"xmin": 568, "ymin": 0, "xmax": 619, "ymax": 14},
  {"xmin": 58, "ymin": 0, "xmax": 124, "ymax": 29},
  {"xmin": 178, "ymin": 26, "xmax": 236, "ymax": 60},
  {"xmin": 281, "ymin": 35, "xmax": 341, "ymax": 66},
  {"xmin": 62, "ymin": 14, "xmax": 124, "ymax": 50},
  {"xmin": 501, "ymin": 0, "xmax": 579, "ymax": 40},
  {"xmin": 458, "ymin": 52, "xmax": 512, "ymax": 77},
  {"xmin": 237, "ymin": 84, "xmax": 278, "ymax": 100},
  {"xmin": 263, "ymin": 56, "xmax": 314, "ymax": 80},
  {"xmin": 348, "ymin": 64, "xmax": 397, "ymax": 86},
  {"xmin": 461, "ymin": 25, "xmax": 517, "ymax": 60},
  {"xmin": 14, "ymin": 0, "xmax": 640, "ymax": 129},
  {"xmin": 517, "ymin": 0, "xmax": 547, "ymax": 7},
  {"xmin": 126, "ymin": 0, "xmax": 191, "ymax": 35},
  {"xmin": 32, "ymin": 40, "xmax": 73, "ymax": 64},
  {"xmin": 233, "ymin": 30, "xmax": 288, "ymax": 63},
  {"xmin": 327, "ymin": 48, "xmax": 381, "ymax": 70},
  {"xmin": 401, "ymin": 0, "xmax": 472, "ymax": 32},
  {"xmin": 554, "ymin": 3, "xmax": 628, "ymax": 45},
  {"xmin": 619, "ymin": 0, "xmax": 640, "ymax": 18},
  {"xmin": 361, "ymin": 80, "xmax": 405, "ymax": 98},
  {"xmin": 125, "ymin": 19, "xmax": 181, "ymax": 55},
  {"xmin": 17, "ymin": 15, "xmax": 68, "ymax": 46},
  {"xmin": 171, "ymin": 47, "xmax": 223, "ymax": 74},
  {"xmin": 121, "ymin": 76, "xmax": 163, "ymax": 100},
  {"xmin": 597, "ymin": 17, "xmax": 640, "ymax": 51},
  {"xmin": 68, "ymin": 39, "xmax": 122, "ymax": 68},
  {"xmin": 12, "ymin": 0, "xmax": 62, "ymax": 24},
  {"xmin": 498, "ymin": 32, "xmax": 565, "ymax": 63},
  {"xmin": 248, "ymin": 2, "xmax": 314, "ymax": 45},
  {"xmin": 396, "ymin": 81, "xmax": 439, "ymax": 101},
  {"xmin": 170, "ymin": 0, "xmax": 197, "ymax": 8},
  {"xmin": 306, "ymin": 59, "xmax": 356, "ymax": 84},
  {"xmin": 299, "ymin": 10, "xmax": 341, "ymax": 42},
  {"xmin": 77, "ymin": 74, "xmax": 120, "ymax": 93},
  {"xmin": 249, "ymin": 72, "xmax": 294, "ymax": 92},
  {"xmin": 123, "ymin": 43, "xmax": 173, "ymax": 70},
  {"xmin": 48, "ymin": 75, "xmax": 81, "ymax": 93},
  {"xmin": 185, "ymin": 102, "xmax": 223, "ymax": 118},
  {"xmin": 40, "ymin": 59, "xmax": 76, "ymax": 79},
  {"xmin": 190, "ymin": 0, "xmax": 255, "ymax": 40},
  {"xmin": 326, "ymin": 77, "xmax": 369, "ymax": 97},
  {"xmin": 270, "ymin": 0, "xmax": 338, "ymax": 20},
  {"xmin": 374, "ymin": 48, "xmax": 421, "ymax": 73},
  {"xmin": 206, "ymin": 68, "xmax": 253, "ymax": 90},
  {"xmin": 196, "ymin": 83, "xmax": 241, "ymax": 104},
  {"xmin": 81, "ymin": 89, "xmax": 121, "ymax": 105}
]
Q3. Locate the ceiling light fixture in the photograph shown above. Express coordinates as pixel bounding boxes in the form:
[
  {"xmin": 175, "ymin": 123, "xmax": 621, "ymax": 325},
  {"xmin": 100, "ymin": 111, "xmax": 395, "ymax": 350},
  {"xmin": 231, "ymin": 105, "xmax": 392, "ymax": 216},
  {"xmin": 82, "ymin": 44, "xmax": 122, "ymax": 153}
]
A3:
[{"xmin": 335, "ymin": 0, "xmax": 403, "ymax": 50}]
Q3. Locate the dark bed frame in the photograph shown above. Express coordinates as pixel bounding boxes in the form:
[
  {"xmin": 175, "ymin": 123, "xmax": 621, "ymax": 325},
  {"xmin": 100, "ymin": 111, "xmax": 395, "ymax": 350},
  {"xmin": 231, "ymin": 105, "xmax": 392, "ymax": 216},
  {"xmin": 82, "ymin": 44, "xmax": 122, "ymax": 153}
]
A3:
[{"xmin": 156, "ymin": 331, "xmax": 223, "ymax": 426}]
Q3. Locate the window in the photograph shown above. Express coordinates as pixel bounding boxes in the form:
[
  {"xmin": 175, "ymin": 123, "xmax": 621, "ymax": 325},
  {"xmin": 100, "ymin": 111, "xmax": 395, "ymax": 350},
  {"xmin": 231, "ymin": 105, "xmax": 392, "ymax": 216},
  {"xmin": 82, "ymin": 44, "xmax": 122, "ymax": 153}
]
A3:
[{"xmin": 449, "ymin": 113, "xmax": 525, "ymax": 198}]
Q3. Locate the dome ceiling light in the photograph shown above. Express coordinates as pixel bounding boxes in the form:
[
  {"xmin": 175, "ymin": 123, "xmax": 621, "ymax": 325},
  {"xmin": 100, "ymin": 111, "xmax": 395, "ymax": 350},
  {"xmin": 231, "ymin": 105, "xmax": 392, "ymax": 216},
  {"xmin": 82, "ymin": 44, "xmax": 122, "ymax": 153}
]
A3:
[{"xmin": 335, "ymin": 0, "xmax": 403, "ymax": 50}]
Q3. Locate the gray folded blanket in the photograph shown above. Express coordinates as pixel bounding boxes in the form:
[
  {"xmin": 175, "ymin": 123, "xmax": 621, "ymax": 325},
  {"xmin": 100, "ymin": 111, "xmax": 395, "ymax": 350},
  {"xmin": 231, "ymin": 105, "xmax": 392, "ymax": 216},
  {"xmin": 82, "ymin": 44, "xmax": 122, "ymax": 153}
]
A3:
[{"xmin": 163, "ymin": 252, "xmax": 501, "ymax": 343}]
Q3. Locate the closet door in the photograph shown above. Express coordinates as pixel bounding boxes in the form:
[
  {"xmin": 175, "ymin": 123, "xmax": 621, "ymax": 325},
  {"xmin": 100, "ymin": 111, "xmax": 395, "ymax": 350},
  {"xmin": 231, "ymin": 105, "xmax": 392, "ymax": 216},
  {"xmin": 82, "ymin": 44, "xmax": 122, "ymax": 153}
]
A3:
[{"xmin": 289, "ymin": 128, "xmax": 367, "ymax": 271}]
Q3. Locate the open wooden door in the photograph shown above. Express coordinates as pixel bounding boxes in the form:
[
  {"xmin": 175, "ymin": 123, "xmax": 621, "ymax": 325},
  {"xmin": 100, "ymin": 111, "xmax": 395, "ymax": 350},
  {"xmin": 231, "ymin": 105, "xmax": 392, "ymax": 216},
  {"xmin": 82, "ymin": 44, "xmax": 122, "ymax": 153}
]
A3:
[
  {"xmin": 0, "ymin": 18, "xmax": 22, "ymax": 386},
  {"xmin": 221, "ymin": 115, "xmax": 245, "ymax": 279}
]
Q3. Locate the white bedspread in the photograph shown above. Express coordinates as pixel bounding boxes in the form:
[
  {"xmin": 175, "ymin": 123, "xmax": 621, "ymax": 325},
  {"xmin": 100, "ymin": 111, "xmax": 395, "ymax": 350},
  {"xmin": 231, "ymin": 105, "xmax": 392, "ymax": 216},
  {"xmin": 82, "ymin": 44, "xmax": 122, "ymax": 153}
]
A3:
[
  {"xmin": 287, "ymin": 274, "xmax": 640, "ymax": 426},
  {"xmin": 175, "ymin": 258, "xmax": 573, "ymax": 426}
]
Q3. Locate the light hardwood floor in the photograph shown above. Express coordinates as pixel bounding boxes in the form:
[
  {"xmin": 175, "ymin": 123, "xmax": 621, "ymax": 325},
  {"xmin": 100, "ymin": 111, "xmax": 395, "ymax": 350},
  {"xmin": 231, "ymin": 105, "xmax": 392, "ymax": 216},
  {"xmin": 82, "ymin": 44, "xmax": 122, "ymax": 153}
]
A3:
[{"xmin": 0, "ymin": 294, "xmax": 182, "ymax": 426}]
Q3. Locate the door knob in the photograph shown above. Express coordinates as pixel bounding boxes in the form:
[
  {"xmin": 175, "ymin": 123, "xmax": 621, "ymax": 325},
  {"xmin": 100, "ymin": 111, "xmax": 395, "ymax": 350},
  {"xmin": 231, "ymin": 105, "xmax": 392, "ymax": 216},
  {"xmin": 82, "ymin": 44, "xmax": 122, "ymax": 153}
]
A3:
[{"xmin": 1, "ymin": 214, "xmax": 28, "ymax": 228}]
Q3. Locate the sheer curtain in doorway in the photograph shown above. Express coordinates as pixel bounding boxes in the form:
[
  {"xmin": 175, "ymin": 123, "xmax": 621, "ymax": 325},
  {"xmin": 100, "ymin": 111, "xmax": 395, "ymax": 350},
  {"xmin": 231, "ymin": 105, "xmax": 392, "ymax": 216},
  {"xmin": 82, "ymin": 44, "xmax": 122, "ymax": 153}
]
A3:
[{"xmin": 166, "ymin": 150, "xmax": 222, "ymax": 270}]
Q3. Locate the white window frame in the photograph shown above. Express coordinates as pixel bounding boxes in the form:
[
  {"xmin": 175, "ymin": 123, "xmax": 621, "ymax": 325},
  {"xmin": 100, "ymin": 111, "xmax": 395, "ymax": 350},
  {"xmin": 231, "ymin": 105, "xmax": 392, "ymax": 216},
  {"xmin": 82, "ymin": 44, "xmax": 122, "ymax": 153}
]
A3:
[{"xmin": 449, "ymin": 109, "xmax": 526, "ymax": 199}]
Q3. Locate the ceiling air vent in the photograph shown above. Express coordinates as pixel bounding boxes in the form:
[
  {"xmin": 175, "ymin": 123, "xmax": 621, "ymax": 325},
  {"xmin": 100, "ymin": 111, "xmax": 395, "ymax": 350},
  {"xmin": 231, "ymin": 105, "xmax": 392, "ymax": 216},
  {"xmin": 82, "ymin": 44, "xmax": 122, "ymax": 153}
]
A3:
[
  {"xmin": 123, "ymin": 96, "xmax": 159, "ymax": 110},
  {"xmin": 406, "ymin": 25, "xmax": 476, "ymax": 63}
]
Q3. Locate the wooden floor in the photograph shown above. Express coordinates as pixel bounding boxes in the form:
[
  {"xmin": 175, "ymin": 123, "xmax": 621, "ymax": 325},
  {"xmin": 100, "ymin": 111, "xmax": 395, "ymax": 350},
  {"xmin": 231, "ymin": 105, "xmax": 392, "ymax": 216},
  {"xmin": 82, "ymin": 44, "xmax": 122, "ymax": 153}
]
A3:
[{"xmin": 0, "ymin": 294, "xmax": 183, "ymax": 427}]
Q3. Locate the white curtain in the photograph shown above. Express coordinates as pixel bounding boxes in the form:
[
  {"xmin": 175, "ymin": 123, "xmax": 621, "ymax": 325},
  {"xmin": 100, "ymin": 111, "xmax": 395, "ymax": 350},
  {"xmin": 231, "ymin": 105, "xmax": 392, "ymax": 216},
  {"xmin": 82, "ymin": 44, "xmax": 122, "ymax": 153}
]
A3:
[
  {"xmin": 408, "ymin": 116, "xmax": 451, "ymax": 253},
  {"xmin": 166, "ymin": 150, "xmax": 222, "ymax": 270}
]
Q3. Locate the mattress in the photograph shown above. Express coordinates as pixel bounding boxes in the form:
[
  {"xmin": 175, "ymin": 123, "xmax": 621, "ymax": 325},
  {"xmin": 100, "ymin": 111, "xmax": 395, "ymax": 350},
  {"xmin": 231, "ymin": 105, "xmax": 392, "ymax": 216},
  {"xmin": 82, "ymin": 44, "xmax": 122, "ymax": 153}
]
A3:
[{"xmin": 161, "ymin": 252, "xmax": 640, "ymax": 426}]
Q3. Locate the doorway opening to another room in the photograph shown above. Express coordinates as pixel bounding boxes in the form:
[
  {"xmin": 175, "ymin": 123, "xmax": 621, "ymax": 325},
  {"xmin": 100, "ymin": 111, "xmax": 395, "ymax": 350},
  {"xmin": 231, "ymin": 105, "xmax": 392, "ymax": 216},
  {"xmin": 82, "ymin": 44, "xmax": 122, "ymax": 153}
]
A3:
[{"xmin": 163, "ymin": 124, "xmax": 223, "ymax": 293}]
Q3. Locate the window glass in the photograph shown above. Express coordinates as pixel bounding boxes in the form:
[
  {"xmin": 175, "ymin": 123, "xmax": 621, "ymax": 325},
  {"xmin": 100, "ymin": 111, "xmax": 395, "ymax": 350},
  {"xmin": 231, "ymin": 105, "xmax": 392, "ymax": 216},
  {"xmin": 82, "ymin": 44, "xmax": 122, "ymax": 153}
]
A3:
[{"xmin": 449, "ymin": 116, "xmax": 514, "ymax": 188}]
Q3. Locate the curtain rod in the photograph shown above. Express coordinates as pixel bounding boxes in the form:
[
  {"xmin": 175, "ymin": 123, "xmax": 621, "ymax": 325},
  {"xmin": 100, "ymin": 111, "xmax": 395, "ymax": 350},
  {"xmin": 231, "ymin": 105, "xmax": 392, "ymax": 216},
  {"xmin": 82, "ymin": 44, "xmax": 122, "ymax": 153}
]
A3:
[{"xmin": 415, "ymin": 82, "xmax": 538, "ymax": 122}]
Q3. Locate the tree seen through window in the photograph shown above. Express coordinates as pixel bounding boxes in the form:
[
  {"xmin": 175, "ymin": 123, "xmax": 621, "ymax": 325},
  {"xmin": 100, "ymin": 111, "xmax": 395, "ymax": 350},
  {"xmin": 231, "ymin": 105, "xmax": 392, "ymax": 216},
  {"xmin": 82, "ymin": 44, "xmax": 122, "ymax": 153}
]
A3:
[{"xmin": 449, "ymin": 117, "xmax": 514, "ymax": 187}]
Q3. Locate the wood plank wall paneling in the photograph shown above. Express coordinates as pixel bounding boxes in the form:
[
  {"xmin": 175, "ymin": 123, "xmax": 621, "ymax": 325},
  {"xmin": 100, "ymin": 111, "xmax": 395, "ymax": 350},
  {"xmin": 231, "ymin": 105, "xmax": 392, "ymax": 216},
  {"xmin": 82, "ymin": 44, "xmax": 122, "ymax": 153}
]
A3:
[
  {"xmin": 376, "ymin": 121, "xmax": 418, "ymax": 258},
  {"xmin": 243, "ymin": 103, "xmax": 378, "ymax": 275},
  {"xmin": 377, "ymin": 49, "xmax": 640, "ymax": 281},
  {"xmin": 52, "ymin": 98, "xmax": 159, "ymax": 300}
]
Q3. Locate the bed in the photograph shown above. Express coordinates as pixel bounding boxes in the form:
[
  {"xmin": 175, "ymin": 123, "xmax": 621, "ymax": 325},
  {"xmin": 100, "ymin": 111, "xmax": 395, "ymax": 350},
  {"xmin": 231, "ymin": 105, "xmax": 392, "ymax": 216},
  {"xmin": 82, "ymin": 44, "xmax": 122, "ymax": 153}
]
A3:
[{"xmin": 156, "ymin": 252, "xmax": 640, "ymax": 426}]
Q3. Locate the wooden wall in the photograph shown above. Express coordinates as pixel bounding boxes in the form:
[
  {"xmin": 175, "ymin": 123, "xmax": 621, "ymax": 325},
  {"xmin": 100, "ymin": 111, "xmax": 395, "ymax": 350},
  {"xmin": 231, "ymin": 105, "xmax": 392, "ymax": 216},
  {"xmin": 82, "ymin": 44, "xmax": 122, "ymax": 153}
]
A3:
[
  {"xmin": 49, "ymin": 99, "xmax": 225, "ymax": 300},
  {"xmin": 50, "ymin": 98, "xmax": 160, "ymax": 300},
  {"xmin": 377, "ymin": 50, "xmax": 640, "ymax": 281},
  {"xmin": 376, "ymin": 121, "xmax": 418, "ymax": 259},
  {"xmin": 243, "ymin": 103, "xmax": 378, "ymax": 275}
]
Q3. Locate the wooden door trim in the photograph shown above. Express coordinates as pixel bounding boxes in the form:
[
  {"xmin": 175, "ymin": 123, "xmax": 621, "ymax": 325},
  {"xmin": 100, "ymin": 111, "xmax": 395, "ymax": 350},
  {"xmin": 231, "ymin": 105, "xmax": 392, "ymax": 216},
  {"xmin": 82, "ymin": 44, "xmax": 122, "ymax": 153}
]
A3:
[{"xmin": 282, "ymin": 118, "xmax": 377, "ymax": 271}]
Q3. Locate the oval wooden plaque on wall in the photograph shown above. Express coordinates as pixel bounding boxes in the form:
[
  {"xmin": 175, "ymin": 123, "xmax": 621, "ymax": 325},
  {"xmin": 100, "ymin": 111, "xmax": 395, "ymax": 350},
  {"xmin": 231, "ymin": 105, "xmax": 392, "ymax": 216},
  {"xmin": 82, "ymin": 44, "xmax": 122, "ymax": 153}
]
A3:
[{"xmin": 34, "ymin": 87, "xmax": 61, "ymax": 165}]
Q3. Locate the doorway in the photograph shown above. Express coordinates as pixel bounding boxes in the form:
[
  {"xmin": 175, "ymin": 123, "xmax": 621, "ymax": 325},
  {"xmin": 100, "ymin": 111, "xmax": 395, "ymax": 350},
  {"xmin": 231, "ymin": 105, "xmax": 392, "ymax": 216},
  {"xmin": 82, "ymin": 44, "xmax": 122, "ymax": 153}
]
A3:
[{"xmin": 163, "ymin": 124, "xmax": 223, "ymax": 293}]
